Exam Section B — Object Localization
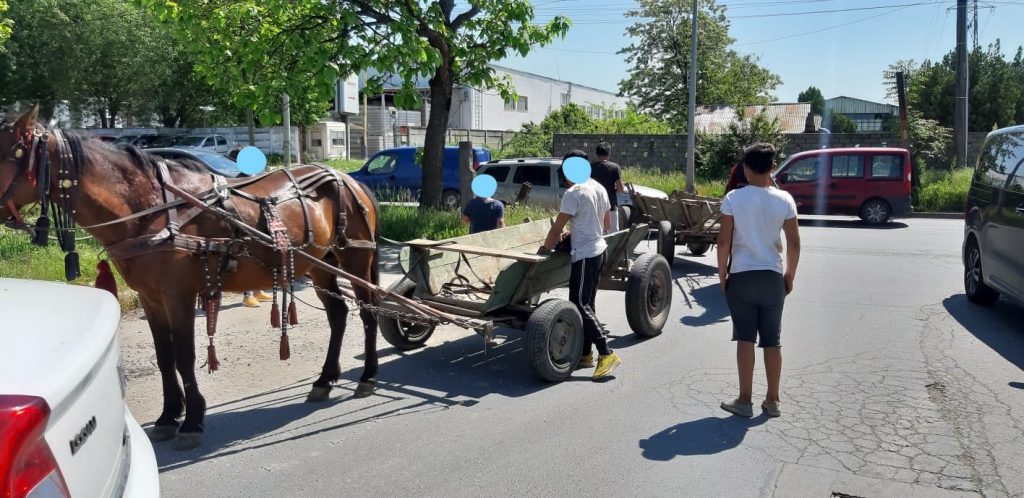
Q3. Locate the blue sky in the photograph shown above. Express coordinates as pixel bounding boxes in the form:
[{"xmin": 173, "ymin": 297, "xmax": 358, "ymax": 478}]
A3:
[{"xmin": 494, "ymin": 0, "xmax": 1024, "ymax": 104}]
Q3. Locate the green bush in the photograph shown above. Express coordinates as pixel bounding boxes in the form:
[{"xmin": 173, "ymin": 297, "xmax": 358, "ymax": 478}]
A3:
[
  {"xmin": 696, "ymin": 110, "xmax": 790, "ymax": 180},
  {"xmin": 916, "ymin": 167, "xmax": 972, "ymax": 212},
  {"xmin": 379, "ymin": 204, "xmax": 557, "ymax": 242}
]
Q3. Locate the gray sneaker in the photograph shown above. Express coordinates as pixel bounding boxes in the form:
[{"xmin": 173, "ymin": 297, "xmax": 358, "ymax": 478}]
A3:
[
  {"xmin": 761, "ymin": 400, "xmax": 781, "ymax": 418},
  {"xmin": 720, "ymin": 398, "xmax": 753, "ymax": 418}
]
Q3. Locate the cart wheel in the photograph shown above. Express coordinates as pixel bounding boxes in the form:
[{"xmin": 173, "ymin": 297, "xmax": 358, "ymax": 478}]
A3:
[
  {"xmin": 379, "ymin": 280, "xmax": 436, "ymax": 350},
  {"xmin": 656, "ymin": 221, "xmax": 675, "ymax": 263},
  {"xmin": 526, "ymin": 299, "xmax": 584, "ymax": 382},
  {"xmin": 686, "ymin": 242, "xmax": 711, "ymax": 256},
  {"xmin": 626, "ymin": 253, "xmax": 672, "ymax": 338}
]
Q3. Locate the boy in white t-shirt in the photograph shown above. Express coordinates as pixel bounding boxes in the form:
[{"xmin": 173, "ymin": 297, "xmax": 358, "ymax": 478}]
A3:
[{"xmin": 717, "ymin": 143, "xmax": 801, "ymax": 418}]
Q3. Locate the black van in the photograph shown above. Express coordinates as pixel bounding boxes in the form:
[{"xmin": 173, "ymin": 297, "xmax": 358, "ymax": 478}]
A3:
[{"xmin": 963, "ymin": 125, "xmax": 1024, "ymax": 306}]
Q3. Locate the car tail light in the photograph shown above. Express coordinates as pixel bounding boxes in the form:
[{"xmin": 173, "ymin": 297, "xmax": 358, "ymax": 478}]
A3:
[
  {"xmin": 0, "ymin": 396, "xmax": 70, "ymax": 498},
  {"xmin": 472, "ymin": 158, "xmax": 480, "ymax": 171},
  {"xmin": 905, "ymin": 168, "xmax": 912, "ymax": 196}
]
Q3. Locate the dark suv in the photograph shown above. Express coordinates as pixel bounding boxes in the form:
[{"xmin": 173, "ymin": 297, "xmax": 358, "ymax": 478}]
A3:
[{"xmin": 963, "ymin": 125, "xmax": 1024, "ymax": 306}]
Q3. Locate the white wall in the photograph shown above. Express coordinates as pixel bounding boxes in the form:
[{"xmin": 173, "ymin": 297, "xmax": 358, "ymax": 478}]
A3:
[{"xmin": 450, "ymin": 66, "xmax": 630, "ymax": 131}]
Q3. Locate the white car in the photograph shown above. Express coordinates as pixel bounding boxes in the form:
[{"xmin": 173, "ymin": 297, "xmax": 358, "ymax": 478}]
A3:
[
  {"xmin": 0, "ymin": 279, "xmax": 159, "ymax": 498},
  {"xmin": 173, "ymin": 134, "xmax": 233, "ymax": 154}
]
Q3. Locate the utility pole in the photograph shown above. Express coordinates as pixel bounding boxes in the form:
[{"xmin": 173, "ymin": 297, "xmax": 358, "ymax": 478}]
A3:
[
  {"xmin": 282, "ymin": 93, "xmax": 292, "ymax": 167},
  {"xmin": 685, "ymin": 0, "xmax": 698, "ymax": 193},
  {"xmin": 955, "ymin": 0, "xmax": 969, "ymax": 169},
  {"xmin": 896, "ymin": 71, "xmax": 910, "ymax": 150},
  {"xmin": 972, "ymin": 0, "xmax": 979, "ymax": 50}
]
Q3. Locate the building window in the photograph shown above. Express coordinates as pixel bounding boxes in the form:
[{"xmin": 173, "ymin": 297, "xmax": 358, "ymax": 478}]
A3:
[
  {"xmin": 561, "ymin": 93, "xmax": 570, "ymax": 106},
  {"xmin": 504, "ymin": 99, "xmax": 515, "ymax": 111},
  {"xmin": 518, "ymin": 96, "xmax": 528, "ymax": 112},
  {"xmin": 331, "ymin": 131, "xmax": 345, "ymax": 146},
  {"xmin": 311, "ymin": 131, "xmax": 323, "ymax": 147},
  {"xmin": 505, "ymin": 96, "xmax": 529, "ymax": 112}
]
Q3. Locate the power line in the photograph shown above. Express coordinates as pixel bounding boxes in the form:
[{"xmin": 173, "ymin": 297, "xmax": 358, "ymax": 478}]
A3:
[{"xmin": 734, "ymin": 3, "xmax": 920, "ymax": 46}]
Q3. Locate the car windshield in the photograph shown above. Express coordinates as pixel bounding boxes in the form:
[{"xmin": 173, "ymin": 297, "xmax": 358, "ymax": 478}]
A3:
[
  {"xmin": 176, "ymin": 136, "xmax": 206, "ymax": 146},
  {"xmin": 191, "ymin": 150, "xmax": 241, "ymax": 176},
  {"xmin": 114, "ymin": 135, "xmax": 137, "ymax": 144}
]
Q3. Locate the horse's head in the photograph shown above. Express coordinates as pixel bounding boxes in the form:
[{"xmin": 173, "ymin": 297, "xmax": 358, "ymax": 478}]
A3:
[{"xmin": 0, "ymin": 104, "xmax": 44, "ymax": 224}]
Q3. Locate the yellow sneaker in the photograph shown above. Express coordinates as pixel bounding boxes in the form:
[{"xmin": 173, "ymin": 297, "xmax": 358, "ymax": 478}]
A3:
[
  {"xmin": 593, "ymin": 352, "xmax": 622, "ymax": 380},
  {"xmin": 242, "ymin": 295, "xmax": 261, "ymax": 308},
  {"xmin": 253, "ymin": 290, "xmax": 274, "ymax": 302},
  {"xmin": 577, "ymin": 353, "xmax": 595, "ymax": 370}
]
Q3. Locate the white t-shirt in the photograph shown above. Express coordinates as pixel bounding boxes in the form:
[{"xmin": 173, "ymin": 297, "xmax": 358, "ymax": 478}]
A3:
[
  {"xmin": 559, "ymin": 179, "xmax": 609, "ymax": 262},
  {"xmin": 720, "ymin": 186, "xmax": 798, "ymax": 275}
]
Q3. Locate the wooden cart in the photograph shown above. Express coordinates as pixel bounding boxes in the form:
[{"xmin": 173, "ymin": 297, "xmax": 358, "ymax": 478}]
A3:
[
  {"xmin": 377, "ymin": 220, "xmax": 672, "ymax": 382},
  {"xmin": 627, "ymin": 185, "xmax": 723, "ymax": 264}
]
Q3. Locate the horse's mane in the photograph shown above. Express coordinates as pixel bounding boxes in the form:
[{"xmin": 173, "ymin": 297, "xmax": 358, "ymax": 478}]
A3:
[{"xmin": 113, "ymin": 142, "xmax": 208, "ymax": 175}]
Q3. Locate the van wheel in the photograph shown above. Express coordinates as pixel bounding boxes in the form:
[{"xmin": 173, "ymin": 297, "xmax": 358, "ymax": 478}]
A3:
[
  {"xmin": 965, "ymin": 240, "xmax": 1000, "ymax": 306},
  {"xmin": 859, "ymin": 199, "xmax": 891, "ymax": 225},
  {"xmin": 442, "ymin": 189, "xmax": 461, "ymax": 210}
]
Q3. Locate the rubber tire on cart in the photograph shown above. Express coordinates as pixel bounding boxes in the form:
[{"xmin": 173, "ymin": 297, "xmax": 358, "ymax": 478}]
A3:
[
  {"xmin": 617, "ymin": 205, "xmax": 633, "ymax": 229},
  {"xmin": 686, "ymin": 242, "xmax": 711, "ymax": 256},
  {"xmin": 859, "ymin": 198, "xmax": 891, "ymax": 225},
  {"xmin": 526, "ymin": 299, "xmax": 584, "ymax": 382},
  {"xmin": 964, "ymin": 239, "xmax": 1000, "ymax": 306},
  {"xmin": 656, "ymin": 220, "xmax": 675, "ymax": 263},
  {"xmin": 625, "ymin": 253, "xmax": 672, "ymax": 338},
  {"xmin": 379, "ymin": 280, "xmax": 436, "ymax": 349}
]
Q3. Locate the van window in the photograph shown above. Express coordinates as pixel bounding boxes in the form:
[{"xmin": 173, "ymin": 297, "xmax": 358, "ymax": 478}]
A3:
[
  {"xmin": 785, "ymin": 157, "xmax": 824, "ymax": 182},
  {"xmin": 870, "ymin": 155, "xmax": 904, "ymax": 179},
  {"xmin": 831, "ymin": 155, "xmax": 864, "ymax": 178},
  {"xmin": 366, "ymin": 154, "xmax": 397, "ymax": 175},
  {"xmin": 1007, "ymin": 161, "xmax": 1024, "ymax": 194},
  {"xmin": 513, "ymin": 165, "xmax": 551, "ymax": 187},
  {"xmin": 976, "ymin": 132, "xmax": 1024, "ymax": 188},
  {"xmin": 482, "ymin": 166, "xmax": 511, "ymax": 182}
]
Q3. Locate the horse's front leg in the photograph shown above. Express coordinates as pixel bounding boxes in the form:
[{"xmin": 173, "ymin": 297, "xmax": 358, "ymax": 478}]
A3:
[
  {"xmin": 306, "ymin": 266, "xmax": 349, "ymax": 402},
  {"xmin": 139, "ymin": 295, "xmax": 184, "ymax": 442},
  {"xmin": 167, "ymin": 291, "xmax": 207, "ymax": 451}
]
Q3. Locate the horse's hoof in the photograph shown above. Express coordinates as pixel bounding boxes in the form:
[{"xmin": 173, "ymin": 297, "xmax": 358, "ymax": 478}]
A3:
[
  {"xmin": 306, "ymin": 385, "xmax": 332, "ymax": 403},
  {"xmin": 150, "ymin": 424, "xmax": 178, "ymax": 442},
  {"xmin": 172, "ymin": 432, "xmax": 203, "ymax": 451},
  {"xmin": 353, "ymin": 381, "xmax": 375, "ymax": 398}
]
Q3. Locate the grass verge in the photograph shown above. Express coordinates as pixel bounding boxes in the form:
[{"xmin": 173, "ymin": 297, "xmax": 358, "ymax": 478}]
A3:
[
  {"xmin": 379, "ymin": 204, "xmax": 556, "ymax": 242},
  {"xmin": 916, "ymin": 168, "xmax": 972, "ymax": 212},
  {"xmin": 323, "ymin": 158, "xmax": 365, "ymax": 173},
  {"xmin": 622, "ymin": 168, "xmax": 725, "ymax": 198}
]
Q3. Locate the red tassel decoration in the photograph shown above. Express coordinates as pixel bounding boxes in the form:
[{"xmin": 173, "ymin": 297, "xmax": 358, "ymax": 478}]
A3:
[
  {"xmin": 279, "ymin": 333, "xmax": 290, "ymax": 360},
  {"xmin": 288, "ymin": 301, "xmax": 298, "ymax": 326},
  {"xmin": 270, "ymin": 302, "xmax": 281, "ymax": 328},
  {"xmin": 94, "ymin": 260, "xmax": 118, "ymax": 298},
  {"xmin": 207, "ymin": 342, "xmax": 220, "ymax": 373}
]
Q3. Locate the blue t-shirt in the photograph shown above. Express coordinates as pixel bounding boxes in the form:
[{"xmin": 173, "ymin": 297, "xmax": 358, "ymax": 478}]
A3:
[{"xmin": 462, "ymin": 197, "xmax": 505, "ymax": 234}]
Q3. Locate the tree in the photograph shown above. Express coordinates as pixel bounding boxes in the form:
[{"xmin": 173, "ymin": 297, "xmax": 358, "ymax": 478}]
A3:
[
  {"xmin": 619, "ymin": 0, "xmax": 781, "ymax": 130},
  {"xmin": 145, "ymin": 1, "xmax": 569, "ymax": 209},
  {"xmin": 0, "ymin": 1, "xmax": 11, "ymax": 49},
  {"xmin": 696, "ymin": 110, "xmax": 789, "ymax": 179},
  {"xmin": 500, "ymin": 103, "xmax": 595, "ymax": 158},
  {"xmin": 824, "ymin": 112, "xmax": 858, "ymax": 133},
  {"xmin": 797, "ymin": 86, "xmax": 825, "ymax": 117}
]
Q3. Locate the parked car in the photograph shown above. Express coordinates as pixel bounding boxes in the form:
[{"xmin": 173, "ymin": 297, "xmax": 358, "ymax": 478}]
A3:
[
  {"xmin": 349, "ymin": 146, "xmax": 492, "ymax": 209},
  {"xmin": 174, "ymin": 134, "xmax": 234, "ymax": 154},
  {"xmin": 147, "ymin": 147, "xmax": 246, "ymax": 177},
  {"xmin": 476, "ymin": 158, "xmax": 668, "ymax": 216},
  {"xmin": 114, "ymin": 134, "xmax": 156, "ymax": 147},
  {"xmin": 772, "ymin": 147, "xmax": 913, "ymax": 225},
  {"xmin": 962, "ymin": 125, "xmax": 1024, "ymax": 307},
  {"xmin": 0, "ymin": 278, "xmax": 160, "ymax": 498}
]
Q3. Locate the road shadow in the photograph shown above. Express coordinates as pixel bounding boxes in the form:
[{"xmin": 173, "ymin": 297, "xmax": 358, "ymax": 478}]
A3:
[
  {"xmin": 1010, "ymin": 382, "xmax": 1024, "ymax": 390},
  {"xmin": 639, "ymin": 416, "xmax": 768, "ymax": 461},
  {"xmin": 943, "ymin": 294, "xmax": 1024, "ymax": 371},
  {"xmin": 680, "ymin": 283, "xmax": 730, "ymax": 328},
  {"xmin": 798, "ymin": 218, "xmax": 908, "ymax": 230}
]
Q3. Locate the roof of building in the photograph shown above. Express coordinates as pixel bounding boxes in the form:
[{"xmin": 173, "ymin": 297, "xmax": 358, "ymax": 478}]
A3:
[
  {"xmin": 824, "ymin": 96, "xmax": 898, "ymax": 114},
  {"xmin": 364, "ymin": 65, "xmax": 622, "ymax": 97},
  {"xmin": 694, "ymin": 103, "xmax": 812, "ymax": 134}
]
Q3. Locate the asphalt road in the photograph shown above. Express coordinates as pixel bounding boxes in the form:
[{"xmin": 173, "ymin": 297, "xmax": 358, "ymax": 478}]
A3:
[{"xmin": 124, "ymin": 216, "xmax": 1024, "ymax": 497}]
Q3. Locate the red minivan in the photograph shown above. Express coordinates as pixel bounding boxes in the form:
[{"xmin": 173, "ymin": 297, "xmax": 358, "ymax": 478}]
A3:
[{"xmin": 772, "ymin": 147, "xmax": 913, "ymax": 225}]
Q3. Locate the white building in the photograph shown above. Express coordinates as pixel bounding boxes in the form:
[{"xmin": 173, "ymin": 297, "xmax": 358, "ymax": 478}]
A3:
[{"xmin": 362, "ymin": 65, "xmax": 630, "ymax": 132}]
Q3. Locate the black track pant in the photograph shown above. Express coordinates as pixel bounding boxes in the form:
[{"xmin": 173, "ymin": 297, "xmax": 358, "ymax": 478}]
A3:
[{"xmin": 570, "ymin": 252, "xmax": 611, "ymax": 357}]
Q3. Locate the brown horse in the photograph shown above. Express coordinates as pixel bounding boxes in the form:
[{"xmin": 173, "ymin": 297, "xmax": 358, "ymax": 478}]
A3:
[{"xmin": 0, "ymin": 105, "xmax": 381, "ymax": 450}]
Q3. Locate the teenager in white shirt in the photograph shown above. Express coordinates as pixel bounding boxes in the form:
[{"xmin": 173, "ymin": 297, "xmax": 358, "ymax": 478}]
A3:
[{"xmin": 717, "ymin": 143, "xmax": 801, "ymax": 418}]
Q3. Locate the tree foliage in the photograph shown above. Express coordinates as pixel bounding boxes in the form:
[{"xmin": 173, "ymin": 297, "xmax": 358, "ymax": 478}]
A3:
[
  {"xmin": 884, "ymin": 41, "xmax": 1024, "ymax": 132},
  {"xmin": 696, "ymin": 111, "xmax": 789, "ymax": 179},
  {"xmin": 797, "ymin": 86, "xmax": 825, "ymax": 117},
  {"xmin": 144, "ymin": 0, "xmax": 569, "ymax": 208},
  {"xmin": 0, "ymin": 1, "xmax": 11, "ymax": 49},
  {"xmin": 619, "ymin": 0, "xmax": 781, "ymax": 130},
  {"xmin": 0, "ymin": 0, "xmax": 229, "ymax": 127},
  {"xmin": 824, "ymin": 112, "xmax": 858, "ymax": 133}
]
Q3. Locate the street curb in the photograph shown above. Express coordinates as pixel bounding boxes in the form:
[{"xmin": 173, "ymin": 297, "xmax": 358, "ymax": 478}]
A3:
[{"xmin": 906, "ymin": 212, "xmax": 963, "ymax": 219}]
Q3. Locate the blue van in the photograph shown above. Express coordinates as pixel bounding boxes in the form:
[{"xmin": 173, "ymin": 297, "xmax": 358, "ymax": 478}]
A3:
[{"xmin": 349, "ymin": 146, "xmax": 492, "ymax": 209}]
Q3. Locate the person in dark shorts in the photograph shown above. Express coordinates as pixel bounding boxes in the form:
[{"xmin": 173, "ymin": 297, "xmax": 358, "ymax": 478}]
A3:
[
  {"xmin": 717, "ymin": 143, "xmax": 801, "ymax": 418},
  {"xmin": 590, "ymin": 142, "xmax": 623, "ymax": 233},
  {"xmin": 462, "ymin": 194, "xmax": 505, "ymax": 234}
]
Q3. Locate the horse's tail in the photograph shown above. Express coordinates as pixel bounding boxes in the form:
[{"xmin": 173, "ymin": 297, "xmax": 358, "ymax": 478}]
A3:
[{"xmin": 356, "ymin": 180, "xmax": 381, "ymax": 286}]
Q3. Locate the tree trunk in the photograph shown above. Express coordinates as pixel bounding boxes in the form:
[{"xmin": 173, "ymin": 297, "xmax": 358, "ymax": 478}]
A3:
[{"xmin": 421, "ymin": 64, "xmax": 454, "ymax": 210}]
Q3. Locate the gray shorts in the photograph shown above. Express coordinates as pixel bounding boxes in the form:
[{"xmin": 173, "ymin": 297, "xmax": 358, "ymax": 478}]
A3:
[{"xmin": 725, "ymin": 270, "xmax": 785, "ymax": 348}]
